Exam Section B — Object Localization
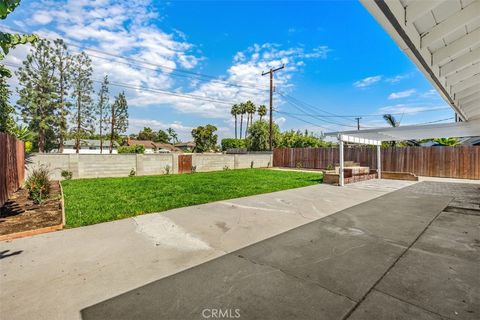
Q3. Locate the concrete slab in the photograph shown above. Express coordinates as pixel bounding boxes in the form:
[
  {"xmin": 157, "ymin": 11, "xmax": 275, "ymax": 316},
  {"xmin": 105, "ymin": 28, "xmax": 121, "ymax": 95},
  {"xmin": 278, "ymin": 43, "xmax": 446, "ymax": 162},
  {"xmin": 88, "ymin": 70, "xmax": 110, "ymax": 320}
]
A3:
[
  {"xmin": 376, "ymin": 249, "xmax": 480, "ymax": 320},
  {"xmin": 348, "ymin": 290, "xmax": 447, "ymax": 320},
  {"xmin": 81, "ymin": 254, "xmax": 356, "ymax": 320},
  {"xmin": 0, "ymin": 182, "xmax": 399, "ymax": 320},
  {"xmin": 236, "ymin": 221, "xmax": 405, "ymax": 301}
]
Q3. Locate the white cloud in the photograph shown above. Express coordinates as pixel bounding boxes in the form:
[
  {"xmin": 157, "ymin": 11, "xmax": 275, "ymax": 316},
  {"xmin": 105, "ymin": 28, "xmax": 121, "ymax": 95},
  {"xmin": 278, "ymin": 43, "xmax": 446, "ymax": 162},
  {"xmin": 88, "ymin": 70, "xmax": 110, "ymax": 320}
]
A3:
[
  {"xmin": 378, "ymin": 104, "xmax": 448, "ymax": 115},
  {"xmin": 353, "ymin": 75, "xmax": 382, "ymax": 88},
  {"xmin": 32, "ymin": 12, "xmax": 53, "ymax": 25},
  {"xmin": 388, "ymin": 89, "xmax": 416, "ymax": 100},
  {"xmin": 385, "ymin": 73, "xmax": 411, "ymax": 83}
]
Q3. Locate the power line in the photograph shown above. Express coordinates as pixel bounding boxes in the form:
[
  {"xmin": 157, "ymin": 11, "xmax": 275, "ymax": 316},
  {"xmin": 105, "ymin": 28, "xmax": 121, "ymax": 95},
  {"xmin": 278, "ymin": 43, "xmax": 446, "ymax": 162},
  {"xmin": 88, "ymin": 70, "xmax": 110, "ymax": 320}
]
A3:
[
  {"xmin": 1, "ymin": 26, "xmax": 270, "ymax": 91},
  {"xmin": 4, "ymin": 62, "xmax": 239, "ymax": 105}
]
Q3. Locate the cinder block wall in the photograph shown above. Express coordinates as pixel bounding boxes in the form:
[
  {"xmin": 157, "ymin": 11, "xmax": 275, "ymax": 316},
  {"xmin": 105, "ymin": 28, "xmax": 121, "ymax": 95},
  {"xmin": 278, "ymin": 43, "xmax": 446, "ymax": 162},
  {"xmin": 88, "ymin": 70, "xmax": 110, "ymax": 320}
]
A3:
[{"xmin": 26, "ymin": 153, "xmax": 273, "ymax": 179}]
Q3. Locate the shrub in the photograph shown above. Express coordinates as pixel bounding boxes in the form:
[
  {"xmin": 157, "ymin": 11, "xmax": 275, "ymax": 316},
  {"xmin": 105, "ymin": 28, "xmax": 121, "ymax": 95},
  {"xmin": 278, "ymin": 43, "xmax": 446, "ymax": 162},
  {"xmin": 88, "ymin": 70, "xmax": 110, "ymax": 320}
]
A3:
[
  {"xmin": 25, "ymin": 166, "xmax": 51, "ymax": 204},
  {"xmin": 250, "ymin": 161, "xmax": 254, "ymax": 169},
  {"xmin": 165, "ymin": 164, "xmax": 171, "ymax": 174},
  {"xmin": 326, "ymin": 163, "xmax": 334, "ymax": 170},
  {"xmin": 223, "ymin": 165, "xmax": 230, "ymax": 171},
  {"xmin": 221, "ymin": 138, "xmax": 246, "ymax": 151},
  {"xmin": 61, "ymin": 170, "xmax": 73, "ymax": 180},
  {"xmin": 118, "ymin": 145, "xmax": 145, "ymax": 154},
  {"xmin": 129, "ymin": 168, "xmax": 136, "ymax": 177},
  {"xmin": 191, "ymin": 165, "xmax": 197, "ymax": 173}
]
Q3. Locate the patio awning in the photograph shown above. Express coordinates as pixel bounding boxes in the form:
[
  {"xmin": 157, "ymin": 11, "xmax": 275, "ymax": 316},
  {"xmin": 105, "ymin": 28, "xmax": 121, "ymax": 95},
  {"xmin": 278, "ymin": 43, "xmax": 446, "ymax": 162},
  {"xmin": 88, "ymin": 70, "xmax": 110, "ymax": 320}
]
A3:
[
  {"xmin": 326, "ymin": 119, "xmax": 480, "ymax": 141},
  {"xmin": 360, "ymin": 0, "xmax": 480, "ymax": 121}
]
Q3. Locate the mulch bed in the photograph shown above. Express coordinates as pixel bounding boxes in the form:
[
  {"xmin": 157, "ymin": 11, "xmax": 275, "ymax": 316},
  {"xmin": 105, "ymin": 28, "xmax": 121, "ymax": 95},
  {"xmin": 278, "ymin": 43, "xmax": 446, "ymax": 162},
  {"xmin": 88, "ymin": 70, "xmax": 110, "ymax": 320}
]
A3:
[{"xmin": 0, "ymin": 181, "xmax": 63, "ymax": 237}]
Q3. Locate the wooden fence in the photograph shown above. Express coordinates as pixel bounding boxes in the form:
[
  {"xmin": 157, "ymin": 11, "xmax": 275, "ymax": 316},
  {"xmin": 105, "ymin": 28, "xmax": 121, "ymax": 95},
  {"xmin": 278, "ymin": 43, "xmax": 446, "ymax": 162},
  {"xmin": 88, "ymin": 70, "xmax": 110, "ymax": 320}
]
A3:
[
  {"xmin": 273, "ymin": 146, "xmax": 480, "ymax": 180},
  {"xmin": 0, "ymin": 133, "xmax": 25, "ymax": 207}
]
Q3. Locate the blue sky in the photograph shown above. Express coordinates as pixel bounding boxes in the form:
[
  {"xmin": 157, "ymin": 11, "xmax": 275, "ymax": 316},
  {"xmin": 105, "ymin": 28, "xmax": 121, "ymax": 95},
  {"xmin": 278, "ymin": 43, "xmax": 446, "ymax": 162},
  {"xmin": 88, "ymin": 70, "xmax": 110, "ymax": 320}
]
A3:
[{"xmin": 5, "ymin": 0, "xmax": 454, "ymax": 141}]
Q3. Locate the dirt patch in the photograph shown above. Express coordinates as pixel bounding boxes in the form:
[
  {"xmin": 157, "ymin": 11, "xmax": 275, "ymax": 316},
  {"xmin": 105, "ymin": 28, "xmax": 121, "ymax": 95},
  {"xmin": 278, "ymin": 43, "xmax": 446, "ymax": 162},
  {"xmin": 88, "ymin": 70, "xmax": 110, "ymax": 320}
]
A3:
[{"xmin": 0, "ymin": 181, "xmax": 63, "ymax": 236}]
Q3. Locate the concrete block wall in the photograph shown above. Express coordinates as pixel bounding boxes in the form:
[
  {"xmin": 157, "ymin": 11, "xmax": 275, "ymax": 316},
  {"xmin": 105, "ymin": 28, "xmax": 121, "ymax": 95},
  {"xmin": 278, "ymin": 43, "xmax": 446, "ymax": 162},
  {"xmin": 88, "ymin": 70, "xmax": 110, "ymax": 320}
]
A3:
[
  {"xmin": 26, "ymin": 153, "xmax": 273, "ymax": 179},
  {"xmin": 192, "ymin": 154, "xmax": 235, "ymax": 172}
]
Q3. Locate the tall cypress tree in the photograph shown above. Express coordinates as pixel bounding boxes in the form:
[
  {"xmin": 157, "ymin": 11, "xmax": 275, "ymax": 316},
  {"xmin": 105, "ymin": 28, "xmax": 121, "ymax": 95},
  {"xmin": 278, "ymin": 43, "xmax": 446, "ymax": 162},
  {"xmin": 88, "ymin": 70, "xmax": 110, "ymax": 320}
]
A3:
[
  {"xmin": 0, "ymin": 77, "xmax": 14, "ymax": 133},
  {"xmin": 96, "ymin": 75, "xmax": 110, "ymax": 153},
  {"xmin": 109, "ymin": 91, "xmax": 128, "ymax": 153},
  {"xmin": 71, "ymin": 52, "xmax": 94, "ymax": 153},
  {"xmin": 53, "ymin": 39, "xmax": 72, "ymax": 153},
  {"xmin": 16, "ymin": 39, "xmax": 58, "ymax": 152}
]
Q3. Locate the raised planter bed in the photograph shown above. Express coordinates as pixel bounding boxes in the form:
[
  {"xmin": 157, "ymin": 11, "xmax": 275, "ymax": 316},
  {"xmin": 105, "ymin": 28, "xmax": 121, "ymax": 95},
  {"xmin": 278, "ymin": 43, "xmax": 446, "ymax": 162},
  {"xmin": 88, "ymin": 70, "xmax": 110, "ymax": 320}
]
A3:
[{"xmin": 0, "ymin": 181, "xmax": 64, "ymax": 241}]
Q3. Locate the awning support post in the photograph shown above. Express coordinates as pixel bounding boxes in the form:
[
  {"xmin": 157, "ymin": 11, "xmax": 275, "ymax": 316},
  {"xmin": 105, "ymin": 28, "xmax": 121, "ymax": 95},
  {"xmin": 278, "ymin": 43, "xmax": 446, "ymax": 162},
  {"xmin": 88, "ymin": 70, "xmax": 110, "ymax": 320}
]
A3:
[
  {"xmin": 377, "ymin": 144, "xmax": 381, "ymax": 179},
  {"xmin": 339, "ymin": 138, "xmax": 344, "ymax": 186}
]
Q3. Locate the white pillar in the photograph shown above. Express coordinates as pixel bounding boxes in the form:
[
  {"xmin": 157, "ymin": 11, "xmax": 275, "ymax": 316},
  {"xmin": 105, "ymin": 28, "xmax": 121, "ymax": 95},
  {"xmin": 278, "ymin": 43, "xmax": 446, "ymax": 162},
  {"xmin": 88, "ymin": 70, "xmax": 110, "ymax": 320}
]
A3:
[
  {"xmin": 339, "ymin": 139, "xmax": 344, "ymax": 186},
  {"xmin": 377, "ymin": 144, "xmax": 381, "ymax": 179}
]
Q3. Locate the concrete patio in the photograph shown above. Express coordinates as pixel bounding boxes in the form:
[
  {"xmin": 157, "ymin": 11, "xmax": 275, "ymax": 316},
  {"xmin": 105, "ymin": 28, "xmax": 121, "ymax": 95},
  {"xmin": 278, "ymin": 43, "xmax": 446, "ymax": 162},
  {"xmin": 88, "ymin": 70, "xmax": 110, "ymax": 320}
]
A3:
[{"xmin": 1, "ymin": 180, "xmax": 478, "ymax": 320}]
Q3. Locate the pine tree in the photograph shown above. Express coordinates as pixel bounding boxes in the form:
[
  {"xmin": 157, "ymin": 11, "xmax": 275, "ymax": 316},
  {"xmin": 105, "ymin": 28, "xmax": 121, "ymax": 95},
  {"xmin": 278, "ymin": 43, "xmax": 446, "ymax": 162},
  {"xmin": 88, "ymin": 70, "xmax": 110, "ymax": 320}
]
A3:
[
  {"xmin": 53, "ymin": 39, "xmax": 72, "ymax": 153},
  {"xmin": 109, "ymin": 91, "xmax": 128, "ymax": 153},
  {"xmin": 71, "ymin": 52, "xmax": 94, "ymax": 153},
  {"xmin": 0, "ymin": 77, "xmax": 15, "ymax": 133},
  {"xmin": 16, "ymin": 39, "xmax": 58, "ymax": 152},
  {"xmin": 96, "ymin": 75, "xmax": 110, "ymax": 153}
]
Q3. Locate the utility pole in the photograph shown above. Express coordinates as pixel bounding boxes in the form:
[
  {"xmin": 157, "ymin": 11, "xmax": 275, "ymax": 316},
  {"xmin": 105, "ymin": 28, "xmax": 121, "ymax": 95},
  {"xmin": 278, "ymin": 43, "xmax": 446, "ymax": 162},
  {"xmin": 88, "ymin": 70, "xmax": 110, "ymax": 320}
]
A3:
[
  {"xmin": 262, "ymin": 64, "xmax": 284, "ymax": 151},
  {"xmin": 355, "ymin": 117, "xmax": 362, "ymax": 130}
]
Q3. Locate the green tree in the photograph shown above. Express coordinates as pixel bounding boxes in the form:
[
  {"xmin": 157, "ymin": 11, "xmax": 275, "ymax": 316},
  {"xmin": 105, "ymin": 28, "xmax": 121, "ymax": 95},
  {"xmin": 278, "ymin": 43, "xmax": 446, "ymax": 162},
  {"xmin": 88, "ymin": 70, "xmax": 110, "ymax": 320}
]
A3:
[
  {"xmin": 258, "ymin": 104, "xmax": 267, "ymax": 122},
  {"xmin": 246, "ymin": 120, "xmax": 280, "ymax": 151},
  {"xmin": 96, "ymin": 75, "xmax": 109, "ymax": 153},
  {"xmin": 191, "ymin": 124, "xmax": 218, "ymax": 153},
  {"xmin": 71, "ymin": 52, "xmax": 94, "ymax": 153},
  {"xmin": 138, "ymin": 127, "xmax": 156, "ymax": 141},
  {"xmin": 16, "ymin": 39, "xmax": 58, "ymax": 152},
  {"xmin": 433, "ymin": 137, "xmax": 461, "ymax": 146},
  {"xmin": 53, "ymin": 39, "xmax": 72, "ymax": 153},
  {"xmin": 0, "ymin": 76, "xmax": 14, "ymax": 132},
  {"xmin": 230, "ymin": 104, "xmax": 240, "ymax": 139},
  {"xmin": 0, "ymin": 0, "xmax": 39, "ymax": 78},
  {"xmin": 166, "ymin": 127, "xmax": 178, "ymax": 144},
  {"xmin": 279, "ymin": 129, "xmax": 329, "ymax": 148},
  {"xmin": 155, "ymin": 129, "xmax": 169, "ymax": 143},
  {"xmin": 109, "ymin": 91, "xmax": 128, "ymax": 153}
]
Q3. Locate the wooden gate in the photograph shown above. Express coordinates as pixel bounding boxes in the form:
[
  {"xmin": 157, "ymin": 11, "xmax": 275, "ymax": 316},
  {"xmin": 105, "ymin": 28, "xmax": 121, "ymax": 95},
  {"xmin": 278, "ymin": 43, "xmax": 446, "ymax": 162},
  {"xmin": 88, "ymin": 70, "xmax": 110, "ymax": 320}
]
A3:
[{"xmin": 178, "ymin": 154, "xmax": 192, "ymax": 173}]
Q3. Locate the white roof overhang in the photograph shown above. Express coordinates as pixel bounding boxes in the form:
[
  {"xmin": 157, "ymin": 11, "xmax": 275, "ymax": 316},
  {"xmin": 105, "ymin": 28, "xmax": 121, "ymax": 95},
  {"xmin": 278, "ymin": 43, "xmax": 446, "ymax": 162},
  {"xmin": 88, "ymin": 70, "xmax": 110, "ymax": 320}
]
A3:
[
  {"xmin": 326, "ymin": 119, "xmax": 480, "ymax": 141},
  {"xmin": 359, "ymin": 0, "xmax": 480, "ymax": 121}
]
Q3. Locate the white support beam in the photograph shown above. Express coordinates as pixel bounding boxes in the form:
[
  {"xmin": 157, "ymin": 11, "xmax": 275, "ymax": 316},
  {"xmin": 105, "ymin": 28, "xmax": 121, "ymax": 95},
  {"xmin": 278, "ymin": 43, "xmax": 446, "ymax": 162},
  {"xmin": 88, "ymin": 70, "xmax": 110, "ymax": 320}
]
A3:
[
  {"xmin": 446, "ymin": 62, "xmax": 480, "ymax": 85},
  {"xmin": 406, "ymin": 1, "xmax": 441, "ymax": 24},
  {"xmin": 433, "ymin": 28, "xmax": 480, "ymax": 65},
  {"xmin": 377, "ymin": 145, "xmax": 381, "ymax": 180},
  {"xmin": 339, "ymin": 139, "xmax": 344, "ymax": 187},
  {"xmin": 451, "ymin": 73, "xmax": 480, "ymax": 94},
  {"xmin": 421, "ymin": 1, "xmax": 480, "ymax": 49},
  {"xmin": 440, "ymin": 47, "xmax": 480, "ymax": 77}
]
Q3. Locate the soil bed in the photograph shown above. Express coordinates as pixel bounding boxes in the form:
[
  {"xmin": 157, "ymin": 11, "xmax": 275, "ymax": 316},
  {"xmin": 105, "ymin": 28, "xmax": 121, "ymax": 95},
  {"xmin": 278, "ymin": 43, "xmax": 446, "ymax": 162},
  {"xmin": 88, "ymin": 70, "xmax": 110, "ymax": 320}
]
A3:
[{"xmin": 0, "ymin": 181, "xmax": 63, "ymax": 237}]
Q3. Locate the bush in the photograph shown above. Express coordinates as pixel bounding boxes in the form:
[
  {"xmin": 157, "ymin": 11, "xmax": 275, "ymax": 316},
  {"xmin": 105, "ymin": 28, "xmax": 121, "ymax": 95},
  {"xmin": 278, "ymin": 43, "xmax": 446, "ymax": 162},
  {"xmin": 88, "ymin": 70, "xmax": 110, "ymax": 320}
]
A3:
[
  {"xmin": 25, "ymin": 166, "xmax": 51, "ymax": 204},
  {"xmin": 61, "ymin": 170, "xmax": 73, "ymax": 180},
  {"xmin": 129, "ymin": 168, "xmax": 136, "ymax": 177},
  {"xmin": 118, "ymin": 145, "xmax": 145, "ymax": 154},
  {"xmin": 221, "ymin": 138, "xmax": 246, "ymax": 151}
]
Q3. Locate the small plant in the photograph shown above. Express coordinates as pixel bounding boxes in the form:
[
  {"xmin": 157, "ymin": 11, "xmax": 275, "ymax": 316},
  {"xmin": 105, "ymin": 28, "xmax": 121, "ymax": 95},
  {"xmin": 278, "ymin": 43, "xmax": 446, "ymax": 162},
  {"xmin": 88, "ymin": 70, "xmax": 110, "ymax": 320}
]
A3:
[
  {"xmin": 129, "ymin": 168, "xmax": 136, "ymax": 177},
  {"xmin": 191, "ymin": 165, "xmax": 197, "ymax": 173},
  {"xmin": 165, "ymin": 164, "xmax": 171, "ymax": 174},
  {"xmin": 326, "ymin": 163, "xmax": 334, "ymax": 170},
  {"xmin": 267, "ymin": 161, "xmax": 271, "ymax": 168},
  {"xmin": 25, "ymin": 166, "xmax": 51, "ymax": 204},
  {"xmin": 61, "ymin": 170, "xmax": 73, "ymax": 180},
  {"xmin": 250, "ymin": 161, "xmax": 254, "ymax": 169},
  {"xmin": 296, "ymin": 161, "xmax": 303, "ymax": 168},
  {"xmin": 223, "ymin": 165, "xmax": 230, "ymax": 171}
]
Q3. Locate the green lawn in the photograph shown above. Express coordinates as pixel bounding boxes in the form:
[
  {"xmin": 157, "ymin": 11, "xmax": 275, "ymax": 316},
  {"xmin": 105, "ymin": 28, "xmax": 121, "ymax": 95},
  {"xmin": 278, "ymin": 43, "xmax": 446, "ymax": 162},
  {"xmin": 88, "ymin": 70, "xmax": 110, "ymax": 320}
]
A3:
[{"xmin": 61, "ymin": 169, "xmax": 322, "ymax": 227}]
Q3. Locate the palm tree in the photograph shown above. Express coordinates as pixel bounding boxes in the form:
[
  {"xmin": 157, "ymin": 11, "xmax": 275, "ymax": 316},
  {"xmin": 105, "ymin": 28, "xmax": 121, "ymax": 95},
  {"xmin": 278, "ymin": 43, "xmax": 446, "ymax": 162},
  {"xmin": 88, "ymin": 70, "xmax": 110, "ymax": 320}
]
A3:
[
  {"xmin": 238, "ymin": 102, "xmax": 246, "ymax": 139},
  {"xmin": 231, "ymin": 104, "xmax": 239, "ymax": 139},
  {"xmin": 383, "ymin": 114, "xmax": 399, "ymax": 147},
  {"xmin": 258, "ymin": 105, "xmax": 267, "ymax": 121},
  {"xmin": 244, "ymin": 100, "xmax": 256, "ymax": 137}
]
